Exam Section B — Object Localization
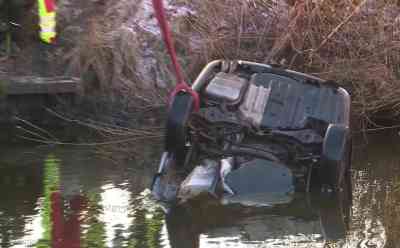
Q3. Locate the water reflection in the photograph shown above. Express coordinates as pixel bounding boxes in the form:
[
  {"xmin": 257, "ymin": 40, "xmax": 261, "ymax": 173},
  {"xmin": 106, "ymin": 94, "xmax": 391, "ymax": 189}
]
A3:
[
  {"xmin": 0, "ymin": 146, "xmax": 44, "ymax": 248},
  {"xmin": 0, "ymin": 145, "xmax": 162, "ymax": 248},
  {"xmin": 82, "ymin": 190, "xmax": 107, "ymax": 248},
  {"xmin": 165, "ymin": 198, "xmax": 335, "ymax": 248},
  {"xmin": 343, "ymin": 131, "xmax": 400, "ymax": 248},
  {"xmin": 0, "ymin": 130, "xmax": 398, "ymax": 247}
]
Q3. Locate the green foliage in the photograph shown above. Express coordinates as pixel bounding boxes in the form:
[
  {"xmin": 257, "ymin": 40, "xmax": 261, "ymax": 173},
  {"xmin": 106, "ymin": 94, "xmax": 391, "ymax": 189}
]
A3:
[
  {"xmin": 127, "ymin": 207, "xmax": 148, "ymax": 248},
  {"xmin": 145, "ymin": 209, "xmax": 164, "ymax": 248},
  {"xmin": 82, "ymin": 191, "xmax": 107, "ymax": 248},
  {"xmin": 36, "ymin": 154, "xmax": 61, "ymax": 248}
]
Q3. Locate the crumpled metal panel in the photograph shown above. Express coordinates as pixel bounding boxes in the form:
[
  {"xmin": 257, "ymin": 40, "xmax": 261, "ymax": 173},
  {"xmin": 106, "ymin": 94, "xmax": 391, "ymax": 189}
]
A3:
[
  {"xmin": 239, "ymin": 83, "xmax": 271, "ymax": 127},
  {"xmin": 205, "ymin": 72, "xmax": 248, "ymax": 104},
  {"xmin": 249, "ymin": 73, "xmax": 350, "ymax": 129}
]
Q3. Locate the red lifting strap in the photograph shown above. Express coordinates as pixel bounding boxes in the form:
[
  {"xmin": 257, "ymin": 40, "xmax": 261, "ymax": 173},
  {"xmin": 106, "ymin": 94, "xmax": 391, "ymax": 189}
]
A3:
[
  {"xmin": 152, "ymin": 0, "xmax": 200, "ymax": 111},
  {"xmin": 44, "ymin": 0, "xmax": 56, "ymax": 12}
]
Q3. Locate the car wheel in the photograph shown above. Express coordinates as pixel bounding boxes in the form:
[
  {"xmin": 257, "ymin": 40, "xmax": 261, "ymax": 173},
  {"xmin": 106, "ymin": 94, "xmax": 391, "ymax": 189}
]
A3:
[
  {"xmin": 320, "ymin": 124, "xmax": 350, "ymax": 190},
  {"xmin": 318, "ymin": 133, "xmax": 352, "ymax": 241},
  {"xmin": 165, "ymin": 91, "xmax": 194, "ymax": 167}
]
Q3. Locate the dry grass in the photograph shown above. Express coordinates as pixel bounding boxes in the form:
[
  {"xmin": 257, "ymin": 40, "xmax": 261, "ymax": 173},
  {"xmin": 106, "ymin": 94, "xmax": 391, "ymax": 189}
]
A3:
[
  {"xmin": 68, "ymin": 0, "xmax": 169, "ymax": 107},
  {"xmin": 69, "ymin": 0, "xmax": 288, "ymax": 105},
  {"xmin": 174, "ymin": 0, "xmax": 285, "ymax": 78},
  {"xmin": 284, "ymin": 0, "xmax": 400, "ymax": 122},
  {"xmin": 73, "ymin": 0, "xmax": 400, "ymax": 123},
  {"xmin": 176, "ymin": 0, "xmax": 400, "ymax": 123},
  {"xmin": 3, "ymin": 0, "xmax": 399, "ymax": 123}
]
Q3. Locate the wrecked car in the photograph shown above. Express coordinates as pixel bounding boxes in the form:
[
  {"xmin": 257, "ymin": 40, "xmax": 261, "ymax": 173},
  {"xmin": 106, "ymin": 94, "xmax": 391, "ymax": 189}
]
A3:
[{"xmin": 151, "ymin": 60, "xmax": 352, "ymax": 240}]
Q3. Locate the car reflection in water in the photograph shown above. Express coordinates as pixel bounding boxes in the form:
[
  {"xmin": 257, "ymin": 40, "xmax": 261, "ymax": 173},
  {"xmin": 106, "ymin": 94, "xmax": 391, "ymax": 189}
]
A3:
[
  {"xmin": 35, "ymin": 155, "xmax": 350, "ymax": 248},
  {"xmin": 39, "ymin": 156, "xmax": 351, "ymax": 248},
  {"xmin": 165, "ymin": 182, "xmax": 352, "ymax": 248},
  {"xmin": 0, "ymin": 133, "xmax": 396, "ymax": 248}
]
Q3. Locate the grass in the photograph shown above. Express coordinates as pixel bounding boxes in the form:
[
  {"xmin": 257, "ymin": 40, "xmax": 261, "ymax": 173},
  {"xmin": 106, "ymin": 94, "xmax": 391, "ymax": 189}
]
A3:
[
  {"xmin": 180, "ymin": 0, "xmax": 400, "ymax": 125},
  {"xmin": 70, "ymin": 0, "xmax": 400, "ymax": 128}
]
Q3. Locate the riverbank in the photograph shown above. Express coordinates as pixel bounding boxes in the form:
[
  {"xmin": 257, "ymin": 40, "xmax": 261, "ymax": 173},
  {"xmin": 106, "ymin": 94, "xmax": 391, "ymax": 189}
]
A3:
[
  {"xmin": 1, "ymin": 1, "xmax": 400, "ymax": 246},
  {"xmin": 2, "ymin": 0, "xmax": 400, "ymax": 162},
  {"xmin": 2, "ymin": 0, "xmax": 399, "ymax": 126},
  {"xmin": 71, "ymin": 0, "xmax": 400, "ymax": 124}
]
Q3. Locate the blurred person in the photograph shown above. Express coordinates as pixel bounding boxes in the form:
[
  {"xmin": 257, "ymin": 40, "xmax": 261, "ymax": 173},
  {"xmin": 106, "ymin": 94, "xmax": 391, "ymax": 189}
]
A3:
[{"xmin": 0, "ymin": 0, "xmax": 55, "ymax": 56}]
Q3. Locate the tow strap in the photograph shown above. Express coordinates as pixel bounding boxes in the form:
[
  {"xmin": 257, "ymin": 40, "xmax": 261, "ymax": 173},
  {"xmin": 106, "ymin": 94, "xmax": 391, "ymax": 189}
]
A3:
[{"xmin": 152, "ymin": 0, "xmax": 200, "ymax": 111}]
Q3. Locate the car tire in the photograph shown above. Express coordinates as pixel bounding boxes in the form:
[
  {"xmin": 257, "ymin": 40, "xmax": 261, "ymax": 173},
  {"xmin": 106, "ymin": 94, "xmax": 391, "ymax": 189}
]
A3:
[
  {"xmin": 313, "ymin": 147, "xmax": 352, "ymax": 241},
  {"xmin": 317, "ymin": 124, "xmax": 352, "ymax": 241},
  {"xmin": 320, "ymin": 124, "xmax": 350, "ymax": 190},
  {"xmin": 165, "ymin": 91, "xmax": 194, "ymax": 167}
]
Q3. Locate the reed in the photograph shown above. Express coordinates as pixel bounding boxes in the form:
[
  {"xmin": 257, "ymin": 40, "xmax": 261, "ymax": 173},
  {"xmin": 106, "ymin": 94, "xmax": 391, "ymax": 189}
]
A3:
[{"xmin": 180, "ymin": 0, "xmax": 400, "ymax": 123}]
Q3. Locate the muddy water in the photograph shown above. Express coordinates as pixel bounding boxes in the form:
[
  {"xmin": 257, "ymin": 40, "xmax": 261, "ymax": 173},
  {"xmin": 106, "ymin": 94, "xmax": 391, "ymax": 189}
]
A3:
[{"xmin": 0, "ymin": 130, "xmax": 399, "ymax": 248}]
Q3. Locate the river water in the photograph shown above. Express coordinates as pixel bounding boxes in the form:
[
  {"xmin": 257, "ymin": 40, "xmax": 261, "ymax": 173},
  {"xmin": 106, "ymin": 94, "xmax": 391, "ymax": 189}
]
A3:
[{"xmin": 0, "ymin": 130, "xmax": 399, "ymax": 248}]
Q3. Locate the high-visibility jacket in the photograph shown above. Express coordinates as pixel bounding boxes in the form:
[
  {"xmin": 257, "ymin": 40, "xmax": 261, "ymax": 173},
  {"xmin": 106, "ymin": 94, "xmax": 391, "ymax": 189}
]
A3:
[{"xmin": 38, "ymin": 0, "xmax": 56, "ymax": 44}]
